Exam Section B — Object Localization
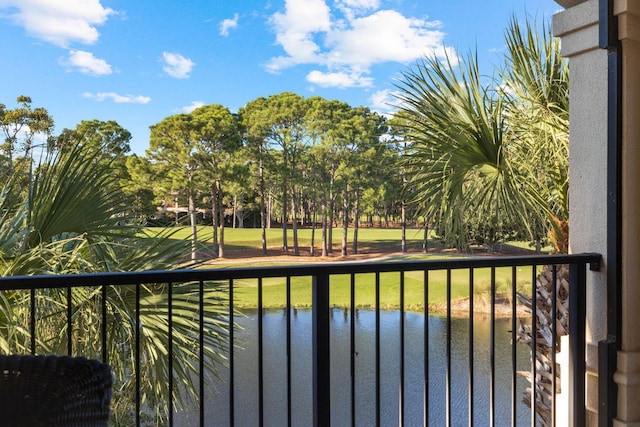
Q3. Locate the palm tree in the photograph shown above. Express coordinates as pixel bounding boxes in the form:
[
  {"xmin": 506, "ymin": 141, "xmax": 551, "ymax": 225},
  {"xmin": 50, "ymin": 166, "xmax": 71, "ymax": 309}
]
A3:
[
  {"xmin": 0, "ymin": 141, "xmax": 230, "ymax": 425},
  {"xmin": 394, "ymin": 17, "xmax": 568, "ymax": 426},
  {"xmin": 502, "ymin": 18, "xmax": 569, "ymax": 426}
]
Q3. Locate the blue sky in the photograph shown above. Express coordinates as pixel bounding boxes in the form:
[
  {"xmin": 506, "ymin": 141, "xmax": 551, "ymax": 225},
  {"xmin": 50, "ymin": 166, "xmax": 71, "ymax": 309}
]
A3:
[{"xmin": 0, "ymin": 0, "xmax": 561, "ymax": 154}]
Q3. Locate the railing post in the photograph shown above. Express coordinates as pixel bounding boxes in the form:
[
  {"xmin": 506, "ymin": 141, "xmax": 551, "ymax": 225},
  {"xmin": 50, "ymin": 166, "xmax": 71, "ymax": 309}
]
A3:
[
  {"xmin": 569, "ymin": 262, "xmax": 587, "ymax": 427},
  {"xmin": 313, "ymin": 272, "xmax": 330, "ymax": 427}
]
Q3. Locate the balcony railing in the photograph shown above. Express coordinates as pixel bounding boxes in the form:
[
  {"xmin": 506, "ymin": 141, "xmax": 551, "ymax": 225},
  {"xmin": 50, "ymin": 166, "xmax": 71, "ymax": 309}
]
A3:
[{"xmin": 0, "ymin": 253, "xmax": 600, "ymax": 426}]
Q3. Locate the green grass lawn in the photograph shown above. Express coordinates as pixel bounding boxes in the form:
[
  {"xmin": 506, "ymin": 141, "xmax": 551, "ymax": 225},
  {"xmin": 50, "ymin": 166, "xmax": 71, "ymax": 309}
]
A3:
[
  {"xmin": 144, "ymin": 225, "xmax": 435, "ymax": 252},
  {"xmin": 144, "ymin": 226, "xmax": 540, "ymax": 311},
  {"xmin": 228, "ymin": 263, "xmax": 534, "ymax": 312}
]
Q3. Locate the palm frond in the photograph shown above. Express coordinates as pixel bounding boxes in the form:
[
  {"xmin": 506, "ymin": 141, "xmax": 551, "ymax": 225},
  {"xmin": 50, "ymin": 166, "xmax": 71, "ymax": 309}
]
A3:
[{"xmin": 0, "ymin": 140, "xmax": 231, "ymax": 424}]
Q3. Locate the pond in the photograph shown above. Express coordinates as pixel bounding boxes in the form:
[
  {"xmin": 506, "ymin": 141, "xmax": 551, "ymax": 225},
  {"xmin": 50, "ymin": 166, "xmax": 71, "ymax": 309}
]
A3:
[{"xmin": 176, "ymin": 309, "xmax": 533, "ymax": 426}]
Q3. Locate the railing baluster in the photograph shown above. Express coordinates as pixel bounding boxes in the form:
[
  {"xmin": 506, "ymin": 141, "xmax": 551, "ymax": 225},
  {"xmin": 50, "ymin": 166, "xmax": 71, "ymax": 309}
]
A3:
[
  {"xmin": 67, "ymin": 285, "xmax": 72, "ymax": 356},
  {"xmin": 375, "ymin": 271, "xmax": 381, "ymax": 427},
  {"xmin": 469, "ymin": 268, "xmax": 474, "ymax": 427},
  {"xmin": 350, "ymin": 273, "xmax": 356, "ymax": 427},
  {"xmin": 551, "ymin": 265, "xmax": 558, "ymax": 427},
  {"xmin": 424, "ymin": 269, "xmax": 429, "ymax": 427},
  {"xmin": 102, "ymin": 285, "xmax": 108, "ymax": 364},
  {"xmin": 30, "ymin": 288, "xmax": 36, "ymax": 355},
  {"xmin": 286, "ymin": 276, "xmax": 292, "ymax": 427},
  {"xmin": 258, "ymin": 277, "xmax": 264, "ymax": 427},
  {"xmin": 511, "ymin": 266, "xmax": 517, "ymax": 427},
  {"xmin": 399, "ymin": 271, "xmax": 405, "ymax": 426},
  {"xmin": 446, "ymin": 269, "xmax": 451, "ymax": 427},
  {"xmin": 569, "ymin": 262, "xmax": 587, "ymax": 426},
  {"xmin": 135, "ymin": 283, "xmax": 141, "ymax": 427},
  {"xmin": 199, "ymin": 279, "xmax": 205, "ymax": 427},
  {"xmin": 229, "ymin": 278, "xmax": 235, "ymax": 427},
  {"xmin": 168, "ymin": 281, "xmax": 174, "ymax": 427},
  {"xmin": 490, "ymin": 267, "xmax": 496, "ymax": 427},
  {"xmin": 313, "ymin": 271, "xmax": 330, "ymax": 427},
  {"xmin": 531, "ymin": 264, "xmax": 538, "ymax": 427}
]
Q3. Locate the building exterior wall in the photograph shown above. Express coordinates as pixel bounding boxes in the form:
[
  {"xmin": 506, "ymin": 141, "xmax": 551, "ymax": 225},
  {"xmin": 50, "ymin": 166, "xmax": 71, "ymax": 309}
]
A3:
[
  {"xmin": 555, "ymin": 0, "xmax": 640, "ymax": 424},
  {"xmin": 614, "ymin": 1, "xmax": 640, "ymax": 425},
  {"xmin": 554, "ymin": 0, "xmax": 608, "ymax": 424}
]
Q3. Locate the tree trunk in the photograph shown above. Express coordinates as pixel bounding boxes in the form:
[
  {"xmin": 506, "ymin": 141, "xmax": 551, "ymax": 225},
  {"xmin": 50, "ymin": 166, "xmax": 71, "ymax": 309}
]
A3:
[
  {"xmin": 341, "ymin": 182, "xmax": 348, "ymax": 256},
  {"xmin": 232, "ymin": 195, "xmax": 237, "ymax": 229},
  {"xmin": 267, "ymin": 192, "xmax": 272, "ymax": 229},
  {"xmin": 352, "ymin": 189, "xmax": 360, "ymax": 255},
  {"xmin": 299, "ymin": 194, "xmax": 306, "ymax": 227},
  {"xmin": 260, "ymin": 170, "xmax": 267, "ymax": 255},
  {"xmin": 517, "ymin": 264, "xmax": 569, "ymax": 427},
  {"xmin": 211, "ymin": 186, "xmax": 219, "ymax": 258},
  {"xmin": 321, "ymin": 201, "xmax": 328, "ymax": 257},
  {"xmin": 401, "ymin": 200, "xmax": 407, "ymax": 253},
  {"xmin": 282, "ymin": 181, "xmax": 288, "ymax": 253},
  {"xmin": 423, "ymin": 222, "xmax": 429, "ymax": 253},
  {"xmin": 328, "ymin": 185, "xmax": 334, "ymax": 254},
  {"xmin": 310, "ymin": 200, "xmax": 316, "ymax": 256},
  {"xmin": 291, "ymin": 189, "xmax": 299, "ymax": 256},
  {"xmin": 218, "ymin": 191, "xmax": 225, "ymax": 258},
  {"xmin": 188, "ymin": 192, "xmax": 198, "ymax": 262}
]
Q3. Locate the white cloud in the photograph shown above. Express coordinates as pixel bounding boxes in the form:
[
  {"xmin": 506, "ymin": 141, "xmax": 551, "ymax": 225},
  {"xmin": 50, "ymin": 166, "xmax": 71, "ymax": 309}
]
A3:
[
  {"xmin": 325, "ymin": 11, "xmax": 453, "ymax": 67},
  {"xmin": 369, "ymin": 89, "xmax": 400, "ymax": 112},
  {"xmin": 265, "ymin": 0, "xmax": 331, "ymax": 72},
  {"xmin": 182, "ymin": 101, "xmax": 205, "ymax": 113},
  {"xmin": 336, "ymin": 0, "xmax": 379, "ymax": 20},
  {"xmin": 0, "ymin": 0, "xmax": 114, "ymax": 47},
  {"xmin": 266, "ymin": 0, "xmax": 455, "ymax": 88},
  {"xmin": 64, "ymin": 50, "xmax": 112, "ymax": 76},
  {"xmin": 306, "ymin": 70, "xmax": 373, "ymax": 88},
  {"xmin": 162, "ymin": 52, "xmax": 195, "ymax": 79},
  {"xmin": 83, "ymin": 92, "xmax": 151, "ymax": 104},
  {"xmin": 219, "ymin": 13, "xmax": 239, "ymax": 36}
]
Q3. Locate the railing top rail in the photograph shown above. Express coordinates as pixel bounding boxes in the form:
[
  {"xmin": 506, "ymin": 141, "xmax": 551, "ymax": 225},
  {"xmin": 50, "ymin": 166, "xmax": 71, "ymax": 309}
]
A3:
[{"xmin": 0, "ymin": 253, "xmax": 601, "ymax": 290}]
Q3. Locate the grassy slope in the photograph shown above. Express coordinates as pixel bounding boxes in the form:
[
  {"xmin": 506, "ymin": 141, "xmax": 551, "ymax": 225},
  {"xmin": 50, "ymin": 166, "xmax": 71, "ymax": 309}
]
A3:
[
  {"xmin": 229, "ymin": 266, "xmax": 534, "ymax": 312},
  {"xmin": 146, "ymin": 225, "xmax": 435, "ymax": 252},
  {"xmin": 145, "ymin": 226, "xmax": 539, "ymax": 310}
]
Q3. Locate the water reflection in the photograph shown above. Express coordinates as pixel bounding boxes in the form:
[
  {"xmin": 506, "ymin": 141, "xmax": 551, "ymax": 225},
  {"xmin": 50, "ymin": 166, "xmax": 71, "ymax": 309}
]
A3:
[{"xmin": 177, "ymin": 309, "xmax": 532, "ymax": 426}]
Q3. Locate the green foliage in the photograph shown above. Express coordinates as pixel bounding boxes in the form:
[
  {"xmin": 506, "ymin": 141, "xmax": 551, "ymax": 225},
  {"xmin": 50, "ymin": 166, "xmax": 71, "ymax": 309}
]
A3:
[
  {"xmin": 54, "ymin": 119, "xmax": 132, "ymax": 158},
  {"xmin": 394, "ymin": 17, "xmax": 568, "ymax": 251},
  {"xmin": 146, "ymin": 105, "xmax": 243, "ymax": 258},
  {"xmin": 0, "ymin": 96, "xmax": 54, "ymax": 204},
  {"xmin": 0, "ymin": 96, "xmax": 54, "ymax": 164},
  {"xmin": 0, "ymin": 140, "xmax": 230, "ymax": 425}
]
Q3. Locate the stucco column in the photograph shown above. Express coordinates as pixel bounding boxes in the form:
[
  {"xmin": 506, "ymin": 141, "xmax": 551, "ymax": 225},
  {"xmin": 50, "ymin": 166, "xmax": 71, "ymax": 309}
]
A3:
[
  {"xmin": 612, "ymin": 1, "xmax": 640, "ymax": 425},
  {"xmin": 554, "ymin": 0, "xmax": 609, "ymax": 424}
]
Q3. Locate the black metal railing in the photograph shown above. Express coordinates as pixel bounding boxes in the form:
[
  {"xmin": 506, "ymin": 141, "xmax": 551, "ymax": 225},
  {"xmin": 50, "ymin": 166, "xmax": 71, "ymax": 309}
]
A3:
[{"xmin": 0, "ymin": 253, "xmax": 600, "ymax": 426}]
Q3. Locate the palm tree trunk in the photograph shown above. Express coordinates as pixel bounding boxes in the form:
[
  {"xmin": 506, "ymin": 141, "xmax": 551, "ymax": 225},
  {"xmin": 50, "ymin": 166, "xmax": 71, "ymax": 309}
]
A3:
[{"xmin": 518, "ymin": 219, "xmax": 569, "ymax": 426}]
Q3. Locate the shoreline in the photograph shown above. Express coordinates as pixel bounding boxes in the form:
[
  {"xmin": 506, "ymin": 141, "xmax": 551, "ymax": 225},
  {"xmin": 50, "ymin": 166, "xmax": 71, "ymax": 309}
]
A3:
[{"xmin": 233, "ymin": 296, "xmax": 531, "ymax": 319}]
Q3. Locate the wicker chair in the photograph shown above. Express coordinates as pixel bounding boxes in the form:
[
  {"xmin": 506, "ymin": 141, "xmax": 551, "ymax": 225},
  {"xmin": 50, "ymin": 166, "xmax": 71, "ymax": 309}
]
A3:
[{"xmin": 0, "ymin": 354, "xmax": 112, "ymax": 427}]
